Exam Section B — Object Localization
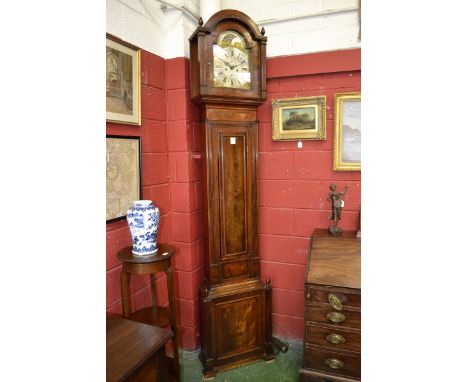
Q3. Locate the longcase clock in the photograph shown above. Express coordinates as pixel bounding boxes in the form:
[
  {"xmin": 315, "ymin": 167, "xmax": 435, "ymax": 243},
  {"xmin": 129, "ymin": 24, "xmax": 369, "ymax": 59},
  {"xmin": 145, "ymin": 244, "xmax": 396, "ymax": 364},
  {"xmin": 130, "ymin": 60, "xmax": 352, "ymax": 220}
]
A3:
[{"xmin": 189, "ymin": 10, "xmax": 274, "ymax": 377}]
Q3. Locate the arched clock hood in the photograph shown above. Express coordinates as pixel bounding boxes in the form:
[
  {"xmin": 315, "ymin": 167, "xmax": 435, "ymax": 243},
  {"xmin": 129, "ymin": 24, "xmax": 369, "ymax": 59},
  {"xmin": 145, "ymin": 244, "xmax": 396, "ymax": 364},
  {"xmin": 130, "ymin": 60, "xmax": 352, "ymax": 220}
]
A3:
[{"xmin": 189, "ymin": 9, "xmax": 267, "ymax": 105}]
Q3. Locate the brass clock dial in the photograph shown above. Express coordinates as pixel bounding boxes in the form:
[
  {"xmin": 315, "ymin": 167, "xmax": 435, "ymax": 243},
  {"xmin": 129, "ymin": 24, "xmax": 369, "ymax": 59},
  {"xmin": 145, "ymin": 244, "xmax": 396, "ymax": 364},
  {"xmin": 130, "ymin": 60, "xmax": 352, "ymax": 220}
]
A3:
[{"xmin": 213, "ymin": 30, "xmax": 251, "ymax": 89}]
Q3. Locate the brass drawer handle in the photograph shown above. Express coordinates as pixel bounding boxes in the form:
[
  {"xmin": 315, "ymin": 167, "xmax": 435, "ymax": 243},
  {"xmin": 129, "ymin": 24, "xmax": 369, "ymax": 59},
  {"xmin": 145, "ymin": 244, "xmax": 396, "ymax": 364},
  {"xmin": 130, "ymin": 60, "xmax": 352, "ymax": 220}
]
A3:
[
  {"xmin": 326, "ymin": 333, "xmax": 346, "ymax": 344},
  {"xmin": 325, "ymin": 358, "xmax": 344, "ymax": 369},
  {"xmin": 328, "ymin": 293, "xmax": 343, "ymax": 311},
  {"xmin": 326, "ymin": 311, "xmax": 346, "ymax": 323}
]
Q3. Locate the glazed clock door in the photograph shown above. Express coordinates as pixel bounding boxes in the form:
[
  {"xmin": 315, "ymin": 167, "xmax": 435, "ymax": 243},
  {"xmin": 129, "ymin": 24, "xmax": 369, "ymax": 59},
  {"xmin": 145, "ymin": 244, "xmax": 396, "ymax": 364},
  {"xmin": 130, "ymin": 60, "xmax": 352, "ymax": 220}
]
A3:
[{"xmin": 205, "ymin": 121, "xmax": 259, "ymax": 285}]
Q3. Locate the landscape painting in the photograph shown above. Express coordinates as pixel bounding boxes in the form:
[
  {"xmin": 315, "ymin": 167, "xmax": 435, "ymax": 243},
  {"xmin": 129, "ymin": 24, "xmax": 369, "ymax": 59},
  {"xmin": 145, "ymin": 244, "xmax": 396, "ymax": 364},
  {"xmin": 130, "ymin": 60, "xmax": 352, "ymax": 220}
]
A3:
[
  {"xmin": 272, "ymin": 96, "xmax": 326, "ymax": 141},
  {"xmin": 106, "ymin": 35, "xmax": 141, "ymax": 125},
  {"xmin": 334, "ymin": 92, "xmax": 361, "ymax": 171},
  {"xmin": 281, "ymin": 107, "xmax": 316, "ymax": 131}
]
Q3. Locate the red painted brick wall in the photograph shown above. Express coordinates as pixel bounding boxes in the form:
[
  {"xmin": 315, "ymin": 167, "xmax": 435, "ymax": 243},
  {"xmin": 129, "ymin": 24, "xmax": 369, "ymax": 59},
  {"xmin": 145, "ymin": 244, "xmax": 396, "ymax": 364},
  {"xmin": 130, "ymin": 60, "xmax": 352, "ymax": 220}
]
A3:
[
  {"xmin": 165, "ymin": 57, "xmax": 204, "ymax": 351},
  {"xmin": 106, "ymin": 51, "xmax": 204, "ymax": 351},
  {"xmin": 106, "ymin": 50, "xmax": 169, "ymax": 318},
  {"xmin": 259, "ymin": 49, "xmax": 361, "ymax": 340}
]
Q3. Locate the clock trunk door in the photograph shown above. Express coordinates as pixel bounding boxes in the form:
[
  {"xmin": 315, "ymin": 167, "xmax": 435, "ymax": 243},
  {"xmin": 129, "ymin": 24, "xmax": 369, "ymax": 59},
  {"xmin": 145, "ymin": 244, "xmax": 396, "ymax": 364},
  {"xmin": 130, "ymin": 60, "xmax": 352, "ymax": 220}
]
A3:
[{"xmin": 206, "ymin": 121, "xmax": 259, "ymax": 285}]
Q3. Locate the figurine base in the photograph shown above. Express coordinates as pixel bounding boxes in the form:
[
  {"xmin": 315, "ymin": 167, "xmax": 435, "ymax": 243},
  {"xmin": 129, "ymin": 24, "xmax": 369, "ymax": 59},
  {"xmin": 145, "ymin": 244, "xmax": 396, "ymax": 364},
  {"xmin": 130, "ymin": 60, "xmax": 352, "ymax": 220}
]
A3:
[{"xmin": 328, "ymin": 225, "xmax": 342, "ymax": 236}]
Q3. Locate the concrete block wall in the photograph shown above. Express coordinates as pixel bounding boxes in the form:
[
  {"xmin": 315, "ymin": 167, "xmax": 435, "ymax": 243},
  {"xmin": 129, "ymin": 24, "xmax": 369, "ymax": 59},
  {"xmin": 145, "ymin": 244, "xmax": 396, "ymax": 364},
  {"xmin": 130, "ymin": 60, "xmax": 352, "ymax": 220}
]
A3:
[
  {"xmin": 222, "ymin": 0, "xmax": 360, "ymax": 57},
  {"xmin": 107, "ymin": 0, "xmax": 360, "ymax": 59},
  {"xmin": 106, "ymin": 0, "xmax": 167, "ymax": 57},
  {"xmin": 106, "ymin": 0, "xmax": 200, "ymax": 59}
]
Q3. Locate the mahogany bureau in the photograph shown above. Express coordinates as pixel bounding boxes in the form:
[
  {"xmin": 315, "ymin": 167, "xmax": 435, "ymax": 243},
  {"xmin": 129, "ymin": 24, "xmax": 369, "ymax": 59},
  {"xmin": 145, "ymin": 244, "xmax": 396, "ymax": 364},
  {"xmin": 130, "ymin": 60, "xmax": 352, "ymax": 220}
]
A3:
[{"xmin": 299, "ymin": 229, "xmax": 361, "ymax": 382}]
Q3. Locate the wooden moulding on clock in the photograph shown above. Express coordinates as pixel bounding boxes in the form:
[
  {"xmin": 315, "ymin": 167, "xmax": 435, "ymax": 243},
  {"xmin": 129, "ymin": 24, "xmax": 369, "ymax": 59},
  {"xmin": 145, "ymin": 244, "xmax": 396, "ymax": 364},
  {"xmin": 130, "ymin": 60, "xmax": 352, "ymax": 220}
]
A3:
[
  {"xmin": 189, "ymin": 9, "xmax": 267, "ymax": 106},
  {"xmin": 203, "ymin": 104, "xmax": 257, "ymax": 122}
]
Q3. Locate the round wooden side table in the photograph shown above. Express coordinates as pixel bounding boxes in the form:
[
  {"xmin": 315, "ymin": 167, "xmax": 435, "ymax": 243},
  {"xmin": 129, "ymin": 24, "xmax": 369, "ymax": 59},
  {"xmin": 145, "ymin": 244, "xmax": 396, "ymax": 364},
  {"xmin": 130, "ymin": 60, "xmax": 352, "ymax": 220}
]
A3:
[{"xmin": 117, "ymin": 243, "xmax": 180, "ymax": 382}]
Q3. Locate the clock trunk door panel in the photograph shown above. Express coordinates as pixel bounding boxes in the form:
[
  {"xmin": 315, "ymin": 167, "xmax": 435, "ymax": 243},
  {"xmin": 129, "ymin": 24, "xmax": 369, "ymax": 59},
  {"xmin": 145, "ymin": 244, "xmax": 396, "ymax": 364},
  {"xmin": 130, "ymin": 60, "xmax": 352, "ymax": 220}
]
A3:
[
  {"xmin": 220, "ymin": 133, "xmax": 248, "ymax": 257},
  {"xmin": 207, "ymin": 121, "xmax": 258, "ymax": 283}
]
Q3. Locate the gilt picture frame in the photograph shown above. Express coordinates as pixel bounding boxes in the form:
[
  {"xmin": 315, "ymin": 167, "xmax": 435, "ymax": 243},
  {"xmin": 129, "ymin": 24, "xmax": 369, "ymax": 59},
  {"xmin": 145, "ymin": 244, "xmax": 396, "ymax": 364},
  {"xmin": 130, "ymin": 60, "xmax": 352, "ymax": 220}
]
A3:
[
  {"xmin": 106, "ymin": 34, "xmax": 141, "ymax": 125},
  {"xmin": 106, "ymin": 135, "xmax": 142, "ymax": 223},
  {"xmin": 333, "ymin": 92, "xmax": 361, "ymax": 171},
  {"xmin": 272, "ymin": 96, "xmax": 326, "ymax": 141}
]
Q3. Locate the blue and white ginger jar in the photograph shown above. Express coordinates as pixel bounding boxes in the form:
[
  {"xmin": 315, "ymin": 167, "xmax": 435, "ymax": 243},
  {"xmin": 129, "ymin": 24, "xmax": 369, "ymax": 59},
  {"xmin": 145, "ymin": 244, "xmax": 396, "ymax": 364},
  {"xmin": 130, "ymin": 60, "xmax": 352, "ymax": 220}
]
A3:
[{"xmin": 126, "ymin": 200, "xmax": 160, "ymax": 256}]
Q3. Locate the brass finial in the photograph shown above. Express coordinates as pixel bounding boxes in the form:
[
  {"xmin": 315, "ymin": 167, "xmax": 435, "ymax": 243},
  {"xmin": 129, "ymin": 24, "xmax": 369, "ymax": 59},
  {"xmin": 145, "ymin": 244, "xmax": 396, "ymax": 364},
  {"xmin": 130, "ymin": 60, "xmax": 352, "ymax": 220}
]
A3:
[
  {"xmin": 261, "ymin": 27, "xmax": 265, "ymax": 35},
  {"xmin": 199, "ymin": 17, "xmax": 203, "ymax": 26}
]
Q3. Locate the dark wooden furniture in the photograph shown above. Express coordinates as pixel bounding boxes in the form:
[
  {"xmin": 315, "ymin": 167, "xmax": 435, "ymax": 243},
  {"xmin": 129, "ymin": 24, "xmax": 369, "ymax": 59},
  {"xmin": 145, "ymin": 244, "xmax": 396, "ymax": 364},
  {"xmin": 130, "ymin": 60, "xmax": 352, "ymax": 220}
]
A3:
[
  {"xmin": 107, "ymin": 316, "xmax": 172, "ymax": 382},
  {"xmin": 189, "ymin": 10, "xmax": 274, "ymax": 378},
  {"xmin": 300, "ymin": 229, "xmax": 361, "ymax": 382},
  {"xmin": 118, "ymin": 244, "xmax": 179, "ymax": 382}
]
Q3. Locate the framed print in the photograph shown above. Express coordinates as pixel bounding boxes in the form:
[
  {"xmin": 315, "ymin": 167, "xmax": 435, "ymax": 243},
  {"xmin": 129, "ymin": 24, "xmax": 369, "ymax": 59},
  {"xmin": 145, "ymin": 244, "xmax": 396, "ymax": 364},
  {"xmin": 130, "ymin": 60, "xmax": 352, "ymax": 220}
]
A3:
[
  {"xmin": 333, "ymin": 92, "xmax": 361, "ymax": 171},
  {"xmin": 106, "ymin": 34, "xmax": 141, "ymax": 125},
  {"xmin": 106, "ymin": 135, "xmax": 142, "ymax": 223},
  {"xmin": 272, "ymin": 96, "xmax": 326, "ymax": 141}
]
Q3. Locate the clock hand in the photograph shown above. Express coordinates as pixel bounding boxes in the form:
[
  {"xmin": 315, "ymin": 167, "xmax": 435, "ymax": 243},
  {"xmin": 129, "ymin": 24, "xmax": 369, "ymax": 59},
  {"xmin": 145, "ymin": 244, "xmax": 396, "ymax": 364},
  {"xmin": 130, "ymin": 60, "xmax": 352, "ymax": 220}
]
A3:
[{"xmin": 228, "ymin": 61, "xmax": 241, "ymax": 70}]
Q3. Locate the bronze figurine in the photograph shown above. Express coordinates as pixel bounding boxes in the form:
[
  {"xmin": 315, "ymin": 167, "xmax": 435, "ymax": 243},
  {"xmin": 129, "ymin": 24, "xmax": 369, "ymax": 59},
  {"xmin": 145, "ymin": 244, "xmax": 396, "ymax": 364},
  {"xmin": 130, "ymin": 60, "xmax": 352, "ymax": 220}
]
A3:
[{"xmin": 327, "ymin": 184, "xmax": 348, "ymax": 235}]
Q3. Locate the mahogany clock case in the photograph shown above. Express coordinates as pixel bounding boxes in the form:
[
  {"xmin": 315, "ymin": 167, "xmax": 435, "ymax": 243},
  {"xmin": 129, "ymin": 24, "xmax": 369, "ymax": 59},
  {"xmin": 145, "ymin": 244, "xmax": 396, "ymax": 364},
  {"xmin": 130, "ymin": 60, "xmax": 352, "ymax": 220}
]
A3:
[{"xmin": 189, "ymin": 10, "xmax": 274, "ymax": 377}]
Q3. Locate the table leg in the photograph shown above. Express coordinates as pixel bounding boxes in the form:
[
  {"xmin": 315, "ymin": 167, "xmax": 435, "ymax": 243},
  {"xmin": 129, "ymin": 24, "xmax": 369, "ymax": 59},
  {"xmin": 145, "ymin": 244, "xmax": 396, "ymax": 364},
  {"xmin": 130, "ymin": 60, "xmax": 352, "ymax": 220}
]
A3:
[
  {"xmin": 154, "ymin": 347, "xmax": 168, "ymax": 382},
  {"xmin": 121, "ymin": 270, "xmax": 131, "ymax": 318},
  {"xmin": 166, "ymin": 266, "xmax": 180, "ymax": 382},
  {"xmin": 150, "ymin": 273, "xmax": 157, "ymax": 307}
]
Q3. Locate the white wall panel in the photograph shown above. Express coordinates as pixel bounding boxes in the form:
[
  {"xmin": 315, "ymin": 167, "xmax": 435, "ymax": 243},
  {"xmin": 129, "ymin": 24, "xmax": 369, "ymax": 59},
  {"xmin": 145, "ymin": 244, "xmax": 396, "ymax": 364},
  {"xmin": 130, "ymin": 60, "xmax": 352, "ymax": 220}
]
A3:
[
  {"xmin": 222, "ymin": 0, "xmax": 360, "ymax": 57},
  {"xmin": 122, "ymin": 2, "xmax": 165, "ymax": 51},
  {"xmin": 321, "ymin": 0, "xmax": 355, "ymax": 10},
  {"xmin": 289, "ymin": 0, "xmax": 322, "ymax": 15},
  {"xmin": 163, "ymin": 9, "xmax": 185, "ymax": 58},
  {"xmin": 106, "ymin": 0, "xmax": 125, "ymax": 37},
  {"xmin": 106, "ymin": 0, "xmax": 166, "ymax": 56},
  {"xmin": 266, "ymin": 33, "xmax": 295, "ymax": 57},
  {"xmin": 260, "ymin": 3, "xmax": 293, "ymax": 21}
]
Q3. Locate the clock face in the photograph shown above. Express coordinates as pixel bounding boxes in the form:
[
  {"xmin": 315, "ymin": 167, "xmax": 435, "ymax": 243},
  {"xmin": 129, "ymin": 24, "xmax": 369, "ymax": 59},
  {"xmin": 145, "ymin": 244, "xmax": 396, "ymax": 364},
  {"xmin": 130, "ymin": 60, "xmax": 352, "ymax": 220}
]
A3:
[{"xmin": 213, "ymin": 30, "xmax": 251, "ymax": 89}]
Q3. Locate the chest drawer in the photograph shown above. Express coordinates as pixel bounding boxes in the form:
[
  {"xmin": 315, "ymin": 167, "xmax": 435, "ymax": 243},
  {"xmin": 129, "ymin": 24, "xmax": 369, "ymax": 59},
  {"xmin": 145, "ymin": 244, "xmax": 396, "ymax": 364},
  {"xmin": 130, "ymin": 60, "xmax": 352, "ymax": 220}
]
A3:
[
  {"xmin": 305, "ymin": 323, "xmax": 360, "ymax": 353},
  {"xmin": 305, "ymin": 305, "xmax": 360, "ymax": 329},
  {"xmin": 306, "ymin": 285, "xmax": 360, "ymax": 309},
  {"xmin": 303, "ymin": 345, "xmax": 360, "ymax": 379}
]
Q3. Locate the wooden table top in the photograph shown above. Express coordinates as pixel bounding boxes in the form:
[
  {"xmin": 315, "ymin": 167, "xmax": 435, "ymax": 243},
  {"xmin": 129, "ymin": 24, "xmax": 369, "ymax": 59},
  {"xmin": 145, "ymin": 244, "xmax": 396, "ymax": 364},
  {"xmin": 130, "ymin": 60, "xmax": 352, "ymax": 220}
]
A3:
[
  {"xmin": 306, "ymin": 229, "xmax": 361, "ymax": 289},
  {"xmin": 117, "ymin": 243, "xmax": 175, "ymax": 264},
  {"xmin": 106, "ymin": 316, "xmax": 173, "ymax": 382}
]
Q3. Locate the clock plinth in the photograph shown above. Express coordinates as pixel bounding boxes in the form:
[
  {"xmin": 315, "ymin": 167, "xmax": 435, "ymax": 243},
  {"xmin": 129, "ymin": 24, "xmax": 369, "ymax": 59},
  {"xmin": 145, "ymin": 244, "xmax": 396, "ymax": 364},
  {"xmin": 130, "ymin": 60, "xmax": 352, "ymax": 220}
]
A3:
[
  {"xmin": 199, "ymin": 278, "xmax": 274, "ymax": 377},
  {"xmin": 189, "ymin": 10, "xmax": 274, "ymax": 377}
]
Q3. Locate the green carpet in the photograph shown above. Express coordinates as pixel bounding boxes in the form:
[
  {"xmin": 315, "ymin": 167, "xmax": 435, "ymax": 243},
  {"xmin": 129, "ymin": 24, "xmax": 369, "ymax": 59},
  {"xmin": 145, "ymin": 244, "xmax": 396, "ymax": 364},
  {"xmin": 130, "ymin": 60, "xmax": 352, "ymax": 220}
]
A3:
[{"xmin": 180, "ymin": 340, "xmax": 302, "ymax": 382}]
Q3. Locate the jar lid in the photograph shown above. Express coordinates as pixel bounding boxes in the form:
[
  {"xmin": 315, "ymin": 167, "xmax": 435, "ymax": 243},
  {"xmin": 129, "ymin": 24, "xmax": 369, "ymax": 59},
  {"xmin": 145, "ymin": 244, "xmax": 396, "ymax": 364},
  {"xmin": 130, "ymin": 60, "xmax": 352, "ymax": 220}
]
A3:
[{"xmin": 134, "ymin": 200, "xmax": 153, "ymax": 208}]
